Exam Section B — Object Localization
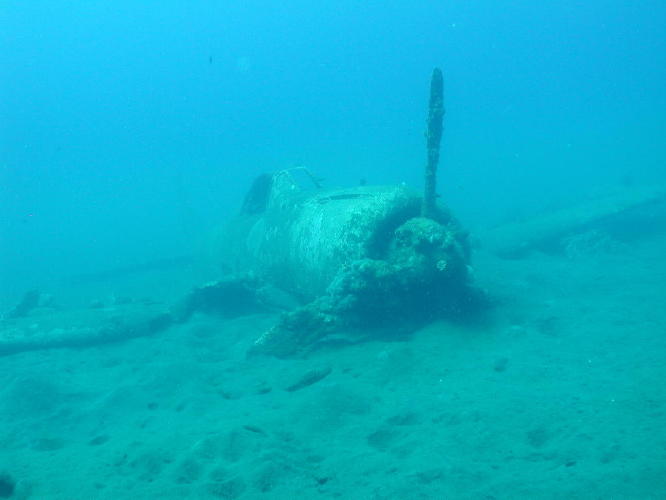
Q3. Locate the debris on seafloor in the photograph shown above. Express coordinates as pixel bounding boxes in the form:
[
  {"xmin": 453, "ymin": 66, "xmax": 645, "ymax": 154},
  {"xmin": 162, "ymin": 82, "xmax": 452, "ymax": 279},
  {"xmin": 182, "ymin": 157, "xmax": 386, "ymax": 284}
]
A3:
[
  {"xmin": 5, "ymin": 290, "xmax": 42, "ymax": 319},
  {"xmin": 172, "ymin": 275, "xmax": 300, "ymax": 322},
  {"xmin": 0, "ymin": 301, "xmax": 172, "ymax": 357},
  {"xmin": 0, "ymin": 472, "xmax": 16, "ymax": 498},
  {"xmin": 482, "ymin": 186, "xmax": 666, "ymax": 259},
  {"xmin": 285, "ymin": 365, "xmax": 333, "ymax": 392}
]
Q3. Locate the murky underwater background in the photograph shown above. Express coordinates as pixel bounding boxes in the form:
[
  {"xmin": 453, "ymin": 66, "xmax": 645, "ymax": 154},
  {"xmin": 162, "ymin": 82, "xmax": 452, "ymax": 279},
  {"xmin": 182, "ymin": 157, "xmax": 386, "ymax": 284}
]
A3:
[{"xmin": 1, "ymin": 1, "xmax": 665, "ymax": 498}]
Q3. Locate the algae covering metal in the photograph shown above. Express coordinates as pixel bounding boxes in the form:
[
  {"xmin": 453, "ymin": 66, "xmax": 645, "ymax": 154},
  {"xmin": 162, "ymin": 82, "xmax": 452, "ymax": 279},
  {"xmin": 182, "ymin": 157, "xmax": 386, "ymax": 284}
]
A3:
[
  {"xmin": 219, "ymin": 169, "xmax": 476, "ymax": 357},
  {"xmin": 221, "ymin": 171, "xmax": 425, "ymax": 301}
]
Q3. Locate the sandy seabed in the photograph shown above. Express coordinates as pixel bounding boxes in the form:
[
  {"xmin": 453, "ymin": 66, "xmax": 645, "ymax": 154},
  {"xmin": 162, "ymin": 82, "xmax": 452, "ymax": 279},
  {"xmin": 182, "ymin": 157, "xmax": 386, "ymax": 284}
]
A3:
[{"xmin": 1, "ymin": 236, "xmax": 665, "ymax": 499}]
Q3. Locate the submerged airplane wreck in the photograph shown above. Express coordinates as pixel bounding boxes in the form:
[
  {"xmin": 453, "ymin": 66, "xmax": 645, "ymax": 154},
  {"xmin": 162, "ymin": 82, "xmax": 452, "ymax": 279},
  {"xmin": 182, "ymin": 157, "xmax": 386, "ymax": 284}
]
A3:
[
  {"xmin": 3, "ymin": 69, "xmax": 664, "ymax": 358},
  {"xmin": 203, "ymin": 68, "xmax": 480, "ymax": 357},
  {"xmin": 1, "ymin": 68, "xmax": 478, "ymax": 358},
  {"xmin": 218, "ymin": 171, "xmax": 476, "ymax": 357}
]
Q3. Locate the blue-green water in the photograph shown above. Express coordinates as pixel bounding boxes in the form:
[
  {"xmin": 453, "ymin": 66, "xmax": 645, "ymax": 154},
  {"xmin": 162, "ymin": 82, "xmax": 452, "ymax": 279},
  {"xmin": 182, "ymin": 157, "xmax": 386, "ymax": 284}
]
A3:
[{"xmin": 1, "ymin": 2, "xmax": 665, "ymax": 498}]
